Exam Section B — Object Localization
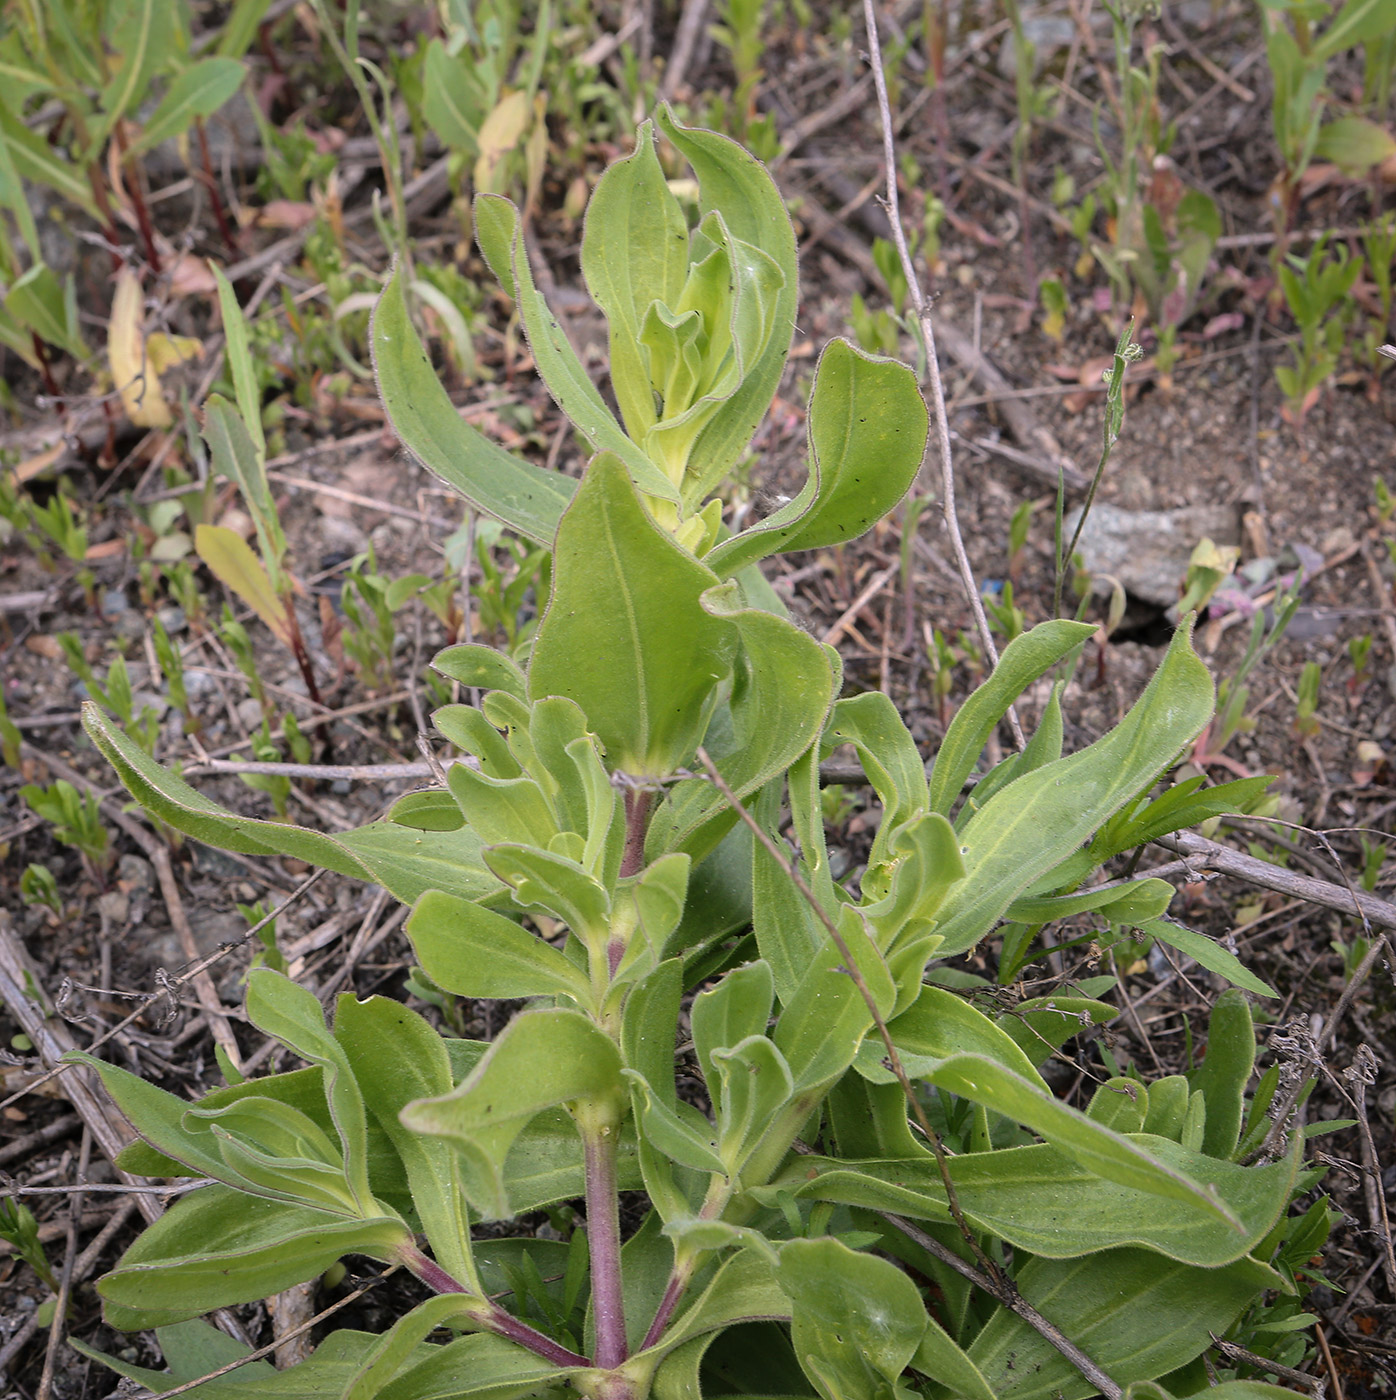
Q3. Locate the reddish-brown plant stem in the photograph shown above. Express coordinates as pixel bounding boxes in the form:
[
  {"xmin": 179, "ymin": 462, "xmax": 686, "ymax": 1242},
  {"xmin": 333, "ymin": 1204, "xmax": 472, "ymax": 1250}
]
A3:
[
  {"xmin": 619, "ymin": 787, "xmax": 653, "ymax": 878},
  {"xmin": 583, "ymin": 1122, "xmax": 628, "ymax": 1370},
  {"xmin": 31, "ymin": 333, "xmax": 62, "ymax": 405},
  {"xmin": 401, "ymin": 1244, "xmax": 590, "ymax": 1368},
  {"xmin": 113, "ymin": 123, "xmax": 162, "ymax": 273},
  {"xmin": 194, "ymin": 118, "xmax": 239, "ymax": 257}
]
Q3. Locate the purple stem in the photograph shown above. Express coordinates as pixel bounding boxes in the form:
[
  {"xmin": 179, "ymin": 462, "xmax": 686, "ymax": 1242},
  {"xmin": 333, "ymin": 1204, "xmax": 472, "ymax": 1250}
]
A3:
[
  {"xmin": 585, "ymin": 1125, "xmax": 628, "ymax": 1370},
  {"xmin": 401, "ymin": 1244, "xmax": 589, "ymax": 1369},
  {"xmin": 640, "ymin": 1270, "xmax": 686, "ymax": 1351}
]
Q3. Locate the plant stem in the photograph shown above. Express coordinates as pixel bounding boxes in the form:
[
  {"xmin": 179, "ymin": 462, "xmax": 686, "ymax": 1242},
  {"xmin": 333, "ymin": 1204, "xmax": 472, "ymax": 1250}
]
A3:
[
  {"xmin": 194, "ymin": 118, "xmax": 239, "ymax": 258},
  {"xmin": 400, "ymin": 1243, "xmax": 589, "ymax": 1368},
  {"xmin": 619, "ymin": 787, "xmax": 653, "ymax": 878},
  {"xmin": 582, "ymin": 1118, "xmax": 628, "ymax": 1370}
]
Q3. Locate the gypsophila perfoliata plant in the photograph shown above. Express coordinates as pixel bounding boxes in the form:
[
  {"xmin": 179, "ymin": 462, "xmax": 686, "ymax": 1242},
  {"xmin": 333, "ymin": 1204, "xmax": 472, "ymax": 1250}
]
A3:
[{"xmin": 73, "ymin": 115, "xmax": 1314, "ymax": 1400}]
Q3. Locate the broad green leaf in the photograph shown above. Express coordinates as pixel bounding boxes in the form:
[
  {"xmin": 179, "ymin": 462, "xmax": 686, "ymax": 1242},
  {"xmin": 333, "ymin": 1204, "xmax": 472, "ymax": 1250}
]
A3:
[
  {"xmin": 624, "ymin": 1069, "xmax": 726, "ymax": 1174},
  {"xmin": 712, "ymin": 1035, "xmax": 795, "ymax": 1174},
  {"xmin": 965, "ymin": 679, "xmax": 1067, "ymax": 814},
  {"xmin": 5, "ymin": 264, "xmax": 84, "ymax": 358},
  {"xmin": 83, "ymin": 703, "xmax": 495, "ymax": 903},
  {"xmin": 919, "ymin": 1054, "xmax": 1243, "ymax": 1228},
  {"xmin": 407, "ymin": 888, "xmax": 593, "ymax": 1004},
  {"xmin": 778, "ymin": 1237, "xmax": 927, "ymax": 1400},
  {"xmin": 1005, "ymin": 876, "xmax": 1175, "ymax": 927},
  {"xmin": 581, "ymin": 121, "xmax": 689, "ymax": 441},
  {"xmin": 932, "ymin": 620, "xmax": 1214, "ymax": 956},
  {"xmin": 823, "ymin": 693, "xmax": 928, "ymax": 876},
  {"xmin": 97, "ymin": 1185, "xmax": 409, "ymax": 1330},
  {"xmin": 622, "ymin": 959, "xmax": 684, "ymax": 1100},
  {"xmin": 217, "ymin": 0, "xmax": 273, "ymax": 58},
  {"xmin": 645, "ymin": 584, "xmax": 839, "ymax": 866},
  {"xmin": 89, "ymin": 0, "xmax": 170, "ymax": 155},
  {"xmin": 372, "ymin": 267, "xmax": 573, "ymax": 546},
  {"xmin": 67, "ymin": 1051, "xmax": 303, "ymax": 1199},
  {"xmin": 341, "ymin": 1295, "xmax": 480, "ymax": 1400},
  {"xmin": 403, "ymin": 1008, "xmax": 623, "ymax": 1218},
  {"xmin": 856, "ymin": 985, "xmax": 1048, "ymax": 1092},
  {"xmin": 1313, "ymin": 114, "xmax": 1396, "ymax": 174},
  {"xmin": 638, "ymin": 1248, "xmax": 791, "ymax": 1359},
  {"xmin": 909, "ymin": 1316, "xmax": 997, "ymax": 1400},
  {"xmin": 128, "ymin": 58, "xmax": 245, "ymax": 156},
  {"xmin": 195, "ymin": 523, "xmax": 291, "ymax": 644},
  {"xmin": 654, "ymin": 107, "xmax": 798, "ymax": 504},
  {"xmin": 1189, "ymin": 989, "xmax": 1255, "ymax": 1159},
  {"xmin": 966, "ymin": 1250, "xmax": 1280, "ymax": 1400},
  {"xmin": 388, "ymin": 790, "xmax": 464, "ymax": 832},
  {"xmin": 246, "ymin": 970, "xmax": 375, "ymax": 1213},
  {"xmin": 1138, "ymin": 918, "xmax": 1277, "ymax": 998},
  {"xmin": 528, "ymin": 454, "xmax": 734, "ymax": 777},
  {"xmin": 421, "ymin": 38, "xmax": 487, "ymax": 155},
  {"xmin": 796, "ymin": 1129, "xmax": 1296, "ymax": 1265},
  {"xmin": 335, "ymin": 995, "xmax": 479, "ymax": 1290},
  {"xmin": 71, "ymin": 1320, "xmax": 379, "ymax": 1399},
  {"xmin": 476, "ymin": 193, "xmax": 679, "ymax": 504},
  {"xmin": 1087, "ymin": 1076, "xmax": 1150, "ymax": 1134},
  {"xmin": 431, "ymin": 644, "xmax": 527, "ymax": 701},
  {"xmin": 0, "ymin": 96, "xmax": 99, "ymax": 218},
  {"xmin": 203, "ymin": 395, "xmax": 281, "ymax": 568},
  {"xmin": 1314, "ymin": 0, "xmax": 1396, "ymax": 60},
  {"xmin": 775, "ymin": 907, "xmax": 895, "ymax": 1093},
  {"xmin": 707, "ymin": 339, "xmax": 928, "ymax": 577},
  {"xmin": 929, "ymin": 620, "xmax": 1094, "ymax": 816},
  {"xmin": 375, "ymin": 1330, "xmax": 583, "ymax": 1400},
  {"xmin": 860, "ymin": 813, "xmax": 965, "ymax": 956},
  {"xmin": 481, "ymin": 845, "xmax": 611, "ymax": 948},
  {"xmin": 751, "ymin": 784, "xmax": 823, "ymax": 1005},
  {"xmin": 691, "ymin": 959, "xmax": 775, "ymax": 1103}
]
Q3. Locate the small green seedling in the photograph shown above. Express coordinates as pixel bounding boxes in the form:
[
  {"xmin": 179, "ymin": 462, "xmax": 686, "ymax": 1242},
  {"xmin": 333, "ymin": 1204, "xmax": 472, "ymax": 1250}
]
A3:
[
  {"xmin": 0, "ymin": 1199, "xmax": 58, "ymax": 1292},
  {"xmin": 19, "ymin": 779, "xmax": 112, "ymax": 881},
  {"xmin": 19, "ymin": 862, "xmax": 63, "ymax": 919},
  {"xmin": 1293, "ymin": 660, "xmax": 1322, "ymax": 738},
  {"xmin": 1275, "ymin": 235, "xmax": 1361, "ymax": 423}
]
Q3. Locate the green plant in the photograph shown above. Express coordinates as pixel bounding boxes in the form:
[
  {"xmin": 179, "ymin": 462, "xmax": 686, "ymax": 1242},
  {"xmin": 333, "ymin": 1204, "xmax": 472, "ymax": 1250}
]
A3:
[
  {"xmin": 1357, "ymin": 832, "xmax": 1386, "ymax": 890},
  {"xmin": 1275, "ymin": 234, "xmax": 1361, "ymax": 421},
  {"xmin": 0, "ymin": 686, "xmax": 21, "ymax": 768},
  {"xmin": 1261, "ymin": 0, "xmax": 1396, "ymax": 229},
  {"xmin": 1293, "ymin": 660, "xmax": 1322, "ymax": 737},
  {"xmin": 24, "ymin": 481, "xmax": 88, "ymax": 577},
  {"xmin": 73, "ymin": 118, "xmax": 1308, "ymax": 1400},
  {"xmin": 1360, "ymin": 213, "xmax": 1396, "ymax": 379},
  {"xmin": 0, "ymin": 0, "xmax": 247, "ymax": 367},
  {"xmin": 0, "ymin": 1198, "xmax": 58, "ymax": 1293},
  {"xmin": 240, "ymin": 899, "xmax": 287, "ymax": 977},
  {"xmin": 19, "ymin": 861, "xmax": 63, "ymax": 918},
  {"xmin": 57, "ymin": 633, "xmax": 161, "ymax": 755},
  {"xmin": 239, "ymin": 714, "xmax": 311, "ymax": 820},
  {"xmin": 195, "ymin": 267, "xmax": 324, "ymax": 706},
  {"xmin": 1198, "ymin": 579, "xmax": 1302, "ymax": 767},
  {"xmin": 19, "ymin": 778, "xmax": 112, "ymax": 880},
  {"xmin": 152, "ymin": 614, "xmax": 190, "ymax": 723},
  {"xmin": 340, "ymin": 550, "xmax": 406, "ymax": 693}
]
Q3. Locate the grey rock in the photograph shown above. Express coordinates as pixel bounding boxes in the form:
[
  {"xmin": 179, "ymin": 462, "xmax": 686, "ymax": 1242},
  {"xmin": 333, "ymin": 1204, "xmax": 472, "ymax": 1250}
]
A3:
[{"xmin": 1065, "ymin": 502, "xmax": 1242, "ymax": 608}]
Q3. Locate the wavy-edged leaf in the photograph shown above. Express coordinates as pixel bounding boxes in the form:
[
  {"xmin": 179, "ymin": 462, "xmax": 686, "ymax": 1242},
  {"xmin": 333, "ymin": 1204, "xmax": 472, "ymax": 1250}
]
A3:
[
  {"xmin": 921, "ymin": 1053, "xmax": 1243, "ymax": 1228},
  {"xmin": 708, "ymin": 339, "xmax": 928, "ymax": 577},
  {"xmin": 929, "ymin": 620, "xmax": 1095, "ymax": 816},
  {"xmin": 335, "ymin": 995, "xmax": 479, "ymax": 1290},
  {"xmin": 402, "ymin": 1008, "xmax": 623, "ymax": 1219},
  {"xmin": 372, "ymin": 267, "xmax": 573, "ymax": 545},
  {"xmin": 797, "ymin": 1129, "xmax": 1298, "ymax": 1265}
]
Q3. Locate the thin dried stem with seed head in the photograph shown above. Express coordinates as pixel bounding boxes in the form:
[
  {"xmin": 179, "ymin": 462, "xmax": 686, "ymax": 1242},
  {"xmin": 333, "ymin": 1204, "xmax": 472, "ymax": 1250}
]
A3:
[{"xmin": 859, "ymin": 0, "xmax": 1024, "ymax": 751}]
